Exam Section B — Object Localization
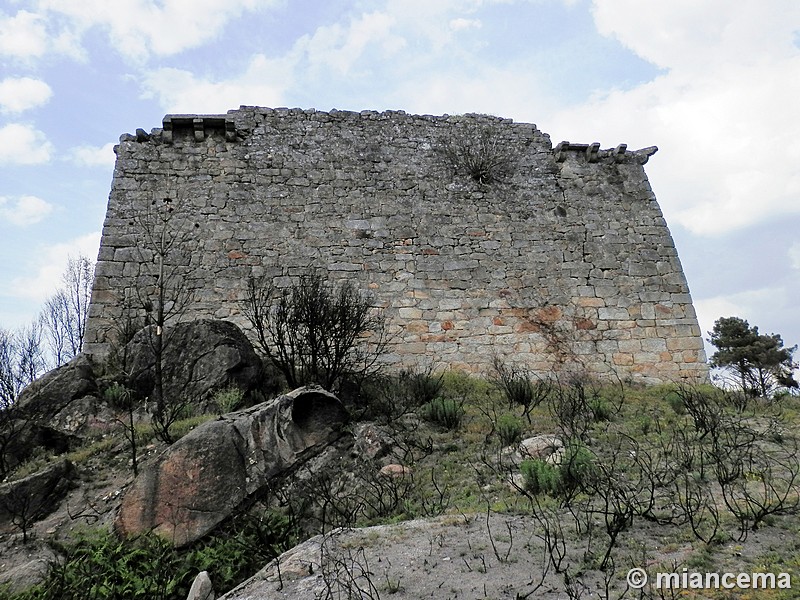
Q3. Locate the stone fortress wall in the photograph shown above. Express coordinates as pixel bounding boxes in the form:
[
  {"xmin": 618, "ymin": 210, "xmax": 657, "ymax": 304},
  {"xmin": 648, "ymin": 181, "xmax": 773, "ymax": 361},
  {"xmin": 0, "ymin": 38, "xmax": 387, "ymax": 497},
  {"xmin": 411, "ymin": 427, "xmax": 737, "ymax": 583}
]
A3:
[{"xmin": 85, "ymin": 106, "xmax": 708, "ymax": 384}]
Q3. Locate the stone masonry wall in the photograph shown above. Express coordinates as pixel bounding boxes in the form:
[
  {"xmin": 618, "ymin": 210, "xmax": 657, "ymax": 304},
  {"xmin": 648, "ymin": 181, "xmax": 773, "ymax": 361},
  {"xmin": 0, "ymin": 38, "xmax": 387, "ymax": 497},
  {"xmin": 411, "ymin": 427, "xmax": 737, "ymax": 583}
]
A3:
[{"xmin": 85, "ymin": 106, "xmax": 708, "ymax": 384}]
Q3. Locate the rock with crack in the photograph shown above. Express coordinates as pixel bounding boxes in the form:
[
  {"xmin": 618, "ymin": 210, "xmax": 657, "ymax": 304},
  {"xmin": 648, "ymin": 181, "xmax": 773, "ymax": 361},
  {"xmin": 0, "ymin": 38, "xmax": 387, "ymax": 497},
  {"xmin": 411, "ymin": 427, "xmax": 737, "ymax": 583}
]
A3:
[{"xmin": 115, "ymin": 387, "xmax": 349, "ymax": 546}]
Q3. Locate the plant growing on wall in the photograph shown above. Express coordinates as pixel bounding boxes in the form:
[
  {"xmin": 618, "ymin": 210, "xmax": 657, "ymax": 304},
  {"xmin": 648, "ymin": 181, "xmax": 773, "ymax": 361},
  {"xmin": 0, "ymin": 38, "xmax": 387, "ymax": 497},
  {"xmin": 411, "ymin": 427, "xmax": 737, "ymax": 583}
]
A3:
[
  {"xmin": 242, "ymin": 271, "xmax": 387, "ymax": 391},
  {"xmin": 438, "ymin": 123, "xmax": 516, "ymax": 184}
]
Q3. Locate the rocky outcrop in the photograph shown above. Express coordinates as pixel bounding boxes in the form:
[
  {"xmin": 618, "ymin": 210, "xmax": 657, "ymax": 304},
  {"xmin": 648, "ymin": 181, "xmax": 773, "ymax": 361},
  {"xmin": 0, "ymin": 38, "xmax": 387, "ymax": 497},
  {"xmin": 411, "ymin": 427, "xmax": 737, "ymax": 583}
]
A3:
[
  {"xmin": 115, "ymin": 387, "xmax": 349, "ymax": 546},
  {"xmin": 16, "ymin": 355, "xmax": 98, "ymax": 422},
  {"xmin": 218, "ymin": 514, "xmax": 550, "ymax": 600},
  {"xmin": 125, "ymin": 320, "xmax": 266, "ymax": 409},
  {"xmin": 0, "ymin": 460, "xmax": 76, "ymax": 533},
  {"xmin": 6, "ymin": 354, "xmax": 109, "ymax": 470},
  {"xmin": 0, "ymin": 557, "xmax": 51, "ymax": 593}
]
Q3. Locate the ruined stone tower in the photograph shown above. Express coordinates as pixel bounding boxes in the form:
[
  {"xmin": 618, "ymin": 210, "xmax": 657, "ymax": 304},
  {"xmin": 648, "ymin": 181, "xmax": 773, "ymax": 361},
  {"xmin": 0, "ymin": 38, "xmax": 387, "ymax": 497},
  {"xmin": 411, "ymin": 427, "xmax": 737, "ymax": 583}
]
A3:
[{"xmin": 85, "ymin": 106, "xmax": 707, "ymax": 384}]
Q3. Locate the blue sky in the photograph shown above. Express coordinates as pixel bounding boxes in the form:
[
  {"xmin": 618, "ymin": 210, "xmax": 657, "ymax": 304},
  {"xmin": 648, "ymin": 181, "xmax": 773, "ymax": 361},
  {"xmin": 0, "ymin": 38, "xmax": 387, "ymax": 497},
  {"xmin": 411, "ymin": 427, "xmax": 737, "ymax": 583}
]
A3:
[{"xmin": 1, "ymin": 0, "xmax": 799, "ymax": 360}]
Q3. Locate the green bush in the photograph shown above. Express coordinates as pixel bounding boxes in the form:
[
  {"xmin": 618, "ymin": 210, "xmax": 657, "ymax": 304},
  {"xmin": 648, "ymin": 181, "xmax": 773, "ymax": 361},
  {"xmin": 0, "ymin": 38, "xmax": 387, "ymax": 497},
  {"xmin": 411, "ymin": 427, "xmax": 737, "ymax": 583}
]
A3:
[
  {"xmin": 438, "ymin": 125, "xmax": 515, "ymax": 184},
  {"xmin": 588, "ymin": 396, "xmax": 613, "ymax": 422},
  {"xmin": 520, "ymin": 459, "xmax": 561, "ymax": 496},
  {"xmin": 521, "ymin": 442, "xmax": 595, "ymax": 498},
  {"xmin": 402, "ymin": 368, "xmax": 445, "ymax": 407},
  {"xmin": 666, "ymin": 391, "xmax": 686, "ymax": 415},
  {"xmin": 496, "ymin": 413, "xmax": 524, "ymax": 447},
  {"xmin": 101, "ymin": 382, "xmax": 132, "ymax": 408},
  {"xmin": 213, "ymin": 386, "xmax": 244, "ymax": 415},
  {"xmin": 5, "ymin": 511, "xmax": 295, "ymax": 600},
  {"xmin": 559, "ymin": 441, "xmax": 595, "ymax": 494},
  {"xmin": 421, "ymin": 397, "xmax": 464, "ymax": 430},
  {"xmin": 490, "ymin": 357, "xmax": 549, "ymax": 423}
]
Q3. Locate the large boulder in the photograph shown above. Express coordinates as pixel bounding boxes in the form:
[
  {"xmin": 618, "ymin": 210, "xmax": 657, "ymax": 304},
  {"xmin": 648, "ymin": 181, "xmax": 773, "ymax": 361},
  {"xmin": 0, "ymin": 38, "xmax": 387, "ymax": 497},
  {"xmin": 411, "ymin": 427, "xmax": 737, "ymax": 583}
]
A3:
[
  {"xmin": 125, "ymin": 320, "xmax": 265, "ymax": 408},
  {"xmin": 115, "ymin": 387, "xmax": 349, "ymax": 546},
  {"xmin": 5, "ymin": 356, "xmax": 98, "ymax": 469},
  {"xmin": 0, "ymin": 460, "xmax": 76, "ymax": 534},
  {"xmin": 0, "ymin": 558, "xmax": 51, "ymax": 594},
  {"xmin": 15, "ymin": 354, "xmax": 98, "ymax": 429}
]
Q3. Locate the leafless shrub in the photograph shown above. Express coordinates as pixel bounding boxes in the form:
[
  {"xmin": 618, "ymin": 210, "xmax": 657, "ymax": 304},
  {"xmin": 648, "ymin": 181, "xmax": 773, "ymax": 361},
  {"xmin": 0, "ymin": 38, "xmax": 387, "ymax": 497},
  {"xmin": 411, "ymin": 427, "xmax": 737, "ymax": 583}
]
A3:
[
  {"xmin": 718, "ymin": 442, "xmax": 800, "ymax": 540},
  {"xmin": 490, "ymin": 355, "xmax": 550, "ymax": 424},
  {"xmin": 673, "ymin": 384, "xmax": 724, "ymax": 439},
  {"xmin": 358, "ymin": 367, "xmax": 442, "ymax": 424},
  {"xmin": 39, "ymin": 255, "xmax": 94, "ymax": 366},
  {"xmin": 1, "ymin": 482, "xmax": 39, "ymax": 542},
  {"xmin": 0, "ymin": 324, "xmax": 46, "ymax": 477},
  {"xmin": 318, "ymin": 533, "xmax": 383, "ymax": 600},
  {"xmin": 243, "ymin": 271, "xmax": 387, "ymax": 392},
  {"xmin": 548, "ymin": 376, "xmax": 597, "ymax": 442},
  {"xmin": 417, "ymin": 468, "xmax": 451, "ymax": 517},
  {"xmin": 673, "ymin": 469, "xmax": 721, "ymax": 544},
  {"xmin": 125, "ymin": 197, "xmax": 197, "ymax": 443}
]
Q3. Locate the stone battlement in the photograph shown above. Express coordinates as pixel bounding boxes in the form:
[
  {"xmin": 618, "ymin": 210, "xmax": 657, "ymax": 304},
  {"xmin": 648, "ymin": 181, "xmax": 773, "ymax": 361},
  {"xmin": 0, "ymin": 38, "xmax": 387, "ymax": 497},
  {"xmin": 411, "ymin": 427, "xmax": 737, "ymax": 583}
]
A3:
[{"xmin": 86, "ymin": 106, "xmax": 708, "ymax": 384}]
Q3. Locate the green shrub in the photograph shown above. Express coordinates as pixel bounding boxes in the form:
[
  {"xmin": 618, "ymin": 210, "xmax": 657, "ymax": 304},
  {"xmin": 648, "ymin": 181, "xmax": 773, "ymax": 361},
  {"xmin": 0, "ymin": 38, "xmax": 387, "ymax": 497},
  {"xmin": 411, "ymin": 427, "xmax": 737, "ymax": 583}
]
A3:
[
  {"xmin": 520, "ymin": 459, "xmax": 562, "ymax": 496},
  {"xmin": 666, "ymin": 390, "xmax": 686, "ymax": 415},
  {"xmin": 496, "ymin": 413, "xmax": 524, "ymax": 447},
  {"xmin": 421, "ymin": 397, "xmax": 464, "ymax": 430},
  {"xmin": 213, "ymin": 386, "xmax": 244, "ymax": 415},
  {"xmin": 402, "ymin": 368, "xmax": 445, "ymax": 407},
  {"xmin": 169, "ymin": 414, "xmax": 215, "ymax": 439},
  {"xmin": 490, "ymin": 357, "xmax": 549, "ymax": 423},
  {"xmin": 102, "ymin": 382, "xmax": 132, "ymax": 408},
  {"xmin": 7, "ymin": 511, "xmax": 296, "ymax": 600},
  {"xmin": 438, "ymin": 125, "xmax": 515, "ymax": 184},
  {"xmin": 520, "ymin": 442, "xmax": 595, "ymax": 498},
  {"xmin": 559, "ymin": 441, "xmax": 595, "ymax": 494},
  {"xmin": 588, "ymin": 396, "xmax": 613, "ymax": 422},
  {"xmin": 185, "ymin": 511, "xmax": 295, "ymax": 591},
  {"xmin": 440, "ymin": 370, "xmax": 493, "ymax": 399}
]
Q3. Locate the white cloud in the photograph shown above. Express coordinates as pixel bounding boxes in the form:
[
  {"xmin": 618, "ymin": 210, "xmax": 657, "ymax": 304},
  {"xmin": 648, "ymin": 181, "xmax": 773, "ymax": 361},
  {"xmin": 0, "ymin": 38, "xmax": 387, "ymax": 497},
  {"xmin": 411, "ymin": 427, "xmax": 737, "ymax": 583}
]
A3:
[
  {"xmin": 139, "ymin": 1, "xmax": 556, "ymax": 118},
  {"xmin": 0, "ymin": 195, "xmax": 54, "ymax": 226},
  {"xmin": 544, "ymin": 1, "xmax": 800, "ymax": 237},
  {"xmin": 0, "ymin": 9, "xmax": 82, "ymax": 61},
  {"xmin": 298, "ymin": 11, "xmax": 406, "ymax": 75},
  {"xmin": 790, "ymin": 242, "xmax": 800, "ymax": 270},
  {"xmin": 70, "ymin": 142, "xmax": 116, "ymax": 168},
  {"xmin": 0, "ymin": 10, "xmax": 49, "ymax": 59},
  {"xmin": 591, "ymin": 0, "xmax": 800, "ymax": 73},
  {"xmin": 0, "ymin": 77, "xmax": 53, "ymax": 113},
  {"xmin": 39, "ymin": 0, "xmax": 272, "ymax": 61},
  {"xmin": 0, "ymin": 123, "xmax": 53, "ymax": 164},
  {"xmin": 9, "ymin": 231, "xmax": 101, "ymax": 303},
  {"xmin": 141, "ymin": 54, "xmax": 291, "ymax": 113},
  {"xmin": 394, "ymin": 64, "xmax": 556, "ymax": 121},
  {"xmin": 695, "ymin": 286, "xmax": 795, "ymax": 343},
  {"xmin": 449, "ymin": 18, "xmax": 481, "ymax": 31}
]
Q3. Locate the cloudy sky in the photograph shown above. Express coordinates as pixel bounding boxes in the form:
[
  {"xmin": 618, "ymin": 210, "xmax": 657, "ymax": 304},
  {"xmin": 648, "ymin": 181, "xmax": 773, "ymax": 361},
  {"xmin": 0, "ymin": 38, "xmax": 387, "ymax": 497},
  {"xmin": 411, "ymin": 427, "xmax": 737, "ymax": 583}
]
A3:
[{"xmin": 1, "ymin": 0, "xmax": 798, "ymax": 360}]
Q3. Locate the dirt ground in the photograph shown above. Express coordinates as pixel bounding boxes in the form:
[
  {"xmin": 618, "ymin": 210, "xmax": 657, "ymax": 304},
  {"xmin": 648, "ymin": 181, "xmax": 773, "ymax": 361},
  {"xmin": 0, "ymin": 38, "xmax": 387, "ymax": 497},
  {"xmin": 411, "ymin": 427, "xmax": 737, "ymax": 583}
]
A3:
[{"xmin": 220, "ymin": 510, "xmax": 800, "ymax": 600}]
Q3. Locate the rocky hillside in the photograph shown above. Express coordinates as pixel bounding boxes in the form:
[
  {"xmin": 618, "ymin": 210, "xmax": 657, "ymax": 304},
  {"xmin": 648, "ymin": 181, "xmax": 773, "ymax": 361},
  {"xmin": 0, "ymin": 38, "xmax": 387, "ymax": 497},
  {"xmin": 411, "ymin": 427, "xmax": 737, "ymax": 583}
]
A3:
[{"xmin": 2, "ymin": 319, "xmax": 799, "ymax": 600}]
